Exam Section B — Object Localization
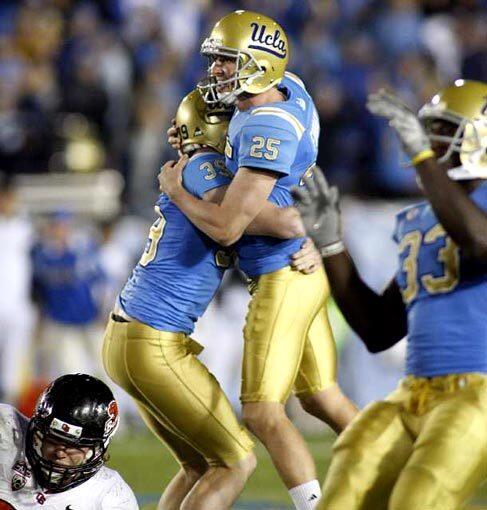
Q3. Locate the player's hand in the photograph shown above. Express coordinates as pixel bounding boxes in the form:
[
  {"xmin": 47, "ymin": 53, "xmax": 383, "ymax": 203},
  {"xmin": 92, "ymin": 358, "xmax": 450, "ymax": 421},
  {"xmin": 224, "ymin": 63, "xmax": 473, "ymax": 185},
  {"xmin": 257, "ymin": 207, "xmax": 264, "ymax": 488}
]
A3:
[
  {"xmin": 158, "ymin": 154, "xmax": 189, "ymax": 197},
  {"xmin": 291, "ymin": 170, "xmax": 345, "ymax": 257},
  {"xmin": 291, "ymin": 238, "xmax": 323, "ymax": 274},
  {"xmin": 167, "ymin": 118, "xmax": 182, "ymax": 153},
  {"xmin": 366, "ymin": 89, "xmax": 431, "ymax": 160}
]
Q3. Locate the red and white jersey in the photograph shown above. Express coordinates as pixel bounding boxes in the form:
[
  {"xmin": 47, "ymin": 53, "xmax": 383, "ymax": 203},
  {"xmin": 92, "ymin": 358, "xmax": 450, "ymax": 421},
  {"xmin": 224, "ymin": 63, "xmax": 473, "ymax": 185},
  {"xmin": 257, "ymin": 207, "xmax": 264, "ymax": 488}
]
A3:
[{"xmin": 0, "ymin": 405, "xmax": 138, "ymax": 510}]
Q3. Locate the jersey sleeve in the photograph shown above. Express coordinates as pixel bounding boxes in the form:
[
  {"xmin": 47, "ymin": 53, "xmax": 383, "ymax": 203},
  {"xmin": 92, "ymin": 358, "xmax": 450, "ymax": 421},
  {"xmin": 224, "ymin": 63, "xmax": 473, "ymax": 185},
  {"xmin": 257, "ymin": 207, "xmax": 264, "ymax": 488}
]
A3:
[
  {"xmin": 99, "ymin": 472, "xmax": 139, "ymax": 510},
  {"xmin": 392, "ymin": 214, "xmax": 402, "ymax": 244},
  {"xmin": 472, "ymin": 181, "xmax": 487, "ymax": 212},
  {"xmin": 238, "ymin": 112, "xmax": 301, "ymax": 176},
  {"xmin": 182, "ymin": 156, "xmax": 232, "ymax": 199}
]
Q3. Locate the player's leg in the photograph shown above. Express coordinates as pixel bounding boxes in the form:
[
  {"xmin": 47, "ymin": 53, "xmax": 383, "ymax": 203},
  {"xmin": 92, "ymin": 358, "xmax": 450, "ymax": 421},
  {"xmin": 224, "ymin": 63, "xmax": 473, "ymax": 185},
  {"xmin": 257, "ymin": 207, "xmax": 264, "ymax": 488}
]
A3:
[
  {"xmin": 389, "ymin": 375, "xmax": 487, "ymax": 510},
  {"xmin": 295, "ymin": 305, "xmax": 358, "ymax": 434},
  {"xmin": 103, "ymin": 317, "xmax": 256, "ymax": 508},
  {"xmin": 135, "ymin": 402, "xmax": 209, "ymax": 510},
  {"xmin": 180, "ymin": 455, "xmax": 257, "ymax": 510},
  {"xmin": 241, "ymin": 266, "xmax": 325, "ymax": 495},
  {"xmin": 318, "ymin": 399, "xmax": 413, "ymax": 510}
]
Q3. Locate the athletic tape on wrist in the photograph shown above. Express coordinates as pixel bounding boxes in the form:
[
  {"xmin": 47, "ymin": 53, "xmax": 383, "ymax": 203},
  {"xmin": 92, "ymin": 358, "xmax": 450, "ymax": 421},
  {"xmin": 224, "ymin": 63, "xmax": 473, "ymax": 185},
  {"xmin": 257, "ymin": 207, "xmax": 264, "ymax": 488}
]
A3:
[
  {"xmin": 411, "ymin": 149, "xmax": 435, "ymax": 166},
  {"xmin": 320, "ymin": 240, "xmax": 345, "ymax": 258}
]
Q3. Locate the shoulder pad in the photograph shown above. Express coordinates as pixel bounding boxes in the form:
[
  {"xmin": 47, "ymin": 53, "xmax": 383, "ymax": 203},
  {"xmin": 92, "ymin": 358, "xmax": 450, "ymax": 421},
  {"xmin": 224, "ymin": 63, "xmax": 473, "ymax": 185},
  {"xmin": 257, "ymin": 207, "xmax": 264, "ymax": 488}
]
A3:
[{"xmin": 248, "ymin": 106, "xmax": 305, "ymax": 140}]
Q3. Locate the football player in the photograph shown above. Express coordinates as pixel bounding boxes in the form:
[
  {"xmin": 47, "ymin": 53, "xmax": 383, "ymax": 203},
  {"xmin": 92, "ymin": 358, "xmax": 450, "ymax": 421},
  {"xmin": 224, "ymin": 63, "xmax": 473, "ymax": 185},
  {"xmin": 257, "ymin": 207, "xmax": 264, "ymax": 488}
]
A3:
[
  {"xmin": 159, "ymin": 10, "xmax": 358, "ymax": 509},
  {"xmin": 292, "ymin": 80, "xmax": 487, "ymax": 509},
  {"xmin": 0, "ymin": 373, "xmax": 138, "ymax": 509},
  {"xmin": 103, "ymin": 88, "xmax": 308, "ymax": 510}
]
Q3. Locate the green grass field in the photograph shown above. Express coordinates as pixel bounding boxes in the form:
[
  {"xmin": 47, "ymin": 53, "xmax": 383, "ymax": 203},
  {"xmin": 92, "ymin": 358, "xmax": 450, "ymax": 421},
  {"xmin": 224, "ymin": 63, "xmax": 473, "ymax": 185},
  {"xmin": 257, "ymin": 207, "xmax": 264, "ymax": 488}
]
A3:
[{"xmin": 107, "ymin": 431, "xmax": 487, "ymax": 509}]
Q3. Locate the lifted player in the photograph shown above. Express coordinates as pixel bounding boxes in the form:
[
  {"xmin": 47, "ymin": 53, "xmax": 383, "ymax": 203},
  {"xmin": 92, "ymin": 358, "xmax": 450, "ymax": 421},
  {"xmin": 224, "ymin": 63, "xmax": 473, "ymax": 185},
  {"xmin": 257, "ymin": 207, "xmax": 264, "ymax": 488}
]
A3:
[
  {"xmin": 0, "ymin": 374, "xmax": 137, "ymax": 509},
  {"xmin": 160, "ymin": 10, "xmax": 357, "ymax": 509},
  {"xmin": 292, "ymin": 80, "xmax": 487, "ymax": 510}
]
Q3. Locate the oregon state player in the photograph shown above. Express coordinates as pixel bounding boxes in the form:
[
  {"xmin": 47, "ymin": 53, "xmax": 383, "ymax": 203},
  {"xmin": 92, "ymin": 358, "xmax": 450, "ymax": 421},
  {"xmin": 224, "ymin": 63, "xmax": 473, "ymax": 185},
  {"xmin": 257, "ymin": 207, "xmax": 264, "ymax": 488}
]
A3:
[
  {"xmin": 293, "ymin": 80, "xmax": 487, "ymax": 510},
  {"xmin": 159, "ymin": 11, "xmax": 358, "ymax": 509},
  {"xmin": 0, "ymin": 375, "xmax": 137, "ymax": 510}
]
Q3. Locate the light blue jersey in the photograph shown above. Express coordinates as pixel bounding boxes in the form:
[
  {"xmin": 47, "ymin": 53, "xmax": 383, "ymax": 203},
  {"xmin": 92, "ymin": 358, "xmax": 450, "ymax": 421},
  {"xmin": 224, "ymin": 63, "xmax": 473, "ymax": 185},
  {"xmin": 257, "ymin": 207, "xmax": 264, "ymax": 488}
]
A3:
[
  {"xmin": 32, "ymin": 235, "xmax": 104, "ymax": 325},
  {"xmin": 394, "ymin": 181, "xmax": 487, "ymax": 376},
  {"xmin": 225, "ymin": 72, "xmax": 320, "ymax": 277},
  {"xmin": 119, "ymin": 152, "xmax": 232, "ymax": 334}
]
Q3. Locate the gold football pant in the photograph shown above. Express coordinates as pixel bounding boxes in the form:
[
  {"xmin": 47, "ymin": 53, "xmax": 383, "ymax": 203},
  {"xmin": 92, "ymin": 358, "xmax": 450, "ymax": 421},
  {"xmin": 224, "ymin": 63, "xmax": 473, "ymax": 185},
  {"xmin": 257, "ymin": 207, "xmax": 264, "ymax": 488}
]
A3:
[
  {"xmin": 242, "ymin": 266, "xmax": 336, "ymax": 403},
  {"xmin": 102, "ymin": 317, "xmax": 254, "ymax": 468},
  {"xmin": 318, "ymin": 373, "xmax": 487, "ymax": 510}
]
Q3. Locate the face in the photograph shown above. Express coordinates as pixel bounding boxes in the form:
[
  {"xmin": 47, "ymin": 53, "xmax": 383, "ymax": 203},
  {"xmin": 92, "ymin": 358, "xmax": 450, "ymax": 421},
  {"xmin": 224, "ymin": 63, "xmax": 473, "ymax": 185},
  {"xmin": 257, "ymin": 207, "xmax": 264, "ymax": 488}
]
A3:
[
  {"xmin": 209, "ymin": 55, "xmax": 237, "ymax": 93},
  {"xmin": 47, "ymin": 219, "xmax": 71, "ymax": 244},
  {"xmin": 41, "ymin": 436, "xmax": 91, "ymax": 467},
  {"xmin": 425, "ymin": 119, "xmax": 461, "ymax": 166}
]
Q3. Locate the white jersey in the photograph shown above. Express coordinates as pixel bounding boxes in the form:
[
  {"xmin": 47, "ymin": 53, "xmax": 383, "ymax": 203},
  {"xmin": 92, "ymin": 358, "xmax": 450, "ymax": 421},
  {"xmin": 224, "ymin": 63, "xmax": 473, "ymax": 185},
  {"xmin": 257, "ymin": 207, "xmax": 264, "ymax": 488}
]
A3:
[
  {"xmin": 0, "ymin": 405, "xmax": 139, "ymax": 510},
  {"xmin": 0, "ymin": 214, "xmax": 33, "ymax": 310}
]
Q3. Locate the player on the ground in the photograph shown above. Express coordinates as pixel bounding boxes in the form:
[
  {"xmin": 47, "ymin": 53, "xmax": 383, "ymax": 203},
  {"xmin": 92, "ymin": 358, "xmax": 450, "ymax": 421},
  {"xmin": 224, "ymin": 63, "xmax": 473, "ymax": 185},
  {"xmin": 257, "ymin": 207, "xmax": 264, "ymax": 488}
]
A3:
[
  {"xmin": 160, "ymin": 11, "xmax": 358, "ymax": 509},
  {"xmin": 0, "ymin": 373, "xmax": 138, "ymax": 509},
  {"xmin": 103, "ymin": 89, "xmax": 309, "ymax": 510},
  {"xmin": 292, "ymin": 80, "xmax": 487, "ymax": 510}
]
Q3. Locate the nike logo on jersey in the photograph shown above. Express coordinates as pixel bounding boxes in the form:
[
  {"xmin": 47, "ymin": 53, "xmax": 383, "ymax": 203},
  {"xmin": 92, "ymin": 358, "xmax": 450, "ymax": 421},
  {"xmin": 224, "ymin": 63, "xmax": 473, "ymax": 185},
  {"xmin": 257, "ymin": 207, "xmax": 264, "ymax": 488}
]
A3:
[
  {"xmin": 308, "ymin": 494, "xmax": 318, "ymax": 501},
  {"xmin": 296, "ymin": 98, "xmax": 306, "ymax": 111},
  {"xmin": 66, "ymin": 505, "xmax": 76, "ymax": 510}
]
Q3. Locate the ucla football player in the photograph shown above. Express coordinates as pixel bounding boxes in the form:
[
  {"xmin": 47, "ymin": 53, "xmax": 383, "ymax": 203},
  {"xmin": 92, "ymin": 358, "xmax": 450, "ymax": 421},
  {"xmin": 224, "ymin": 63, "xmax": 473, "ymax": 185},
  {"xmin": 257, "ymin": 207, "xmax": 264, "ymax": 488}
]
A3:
[
  {"xmin": 292, "ymin": 80, "xmax": 487, "ymax": 510},
  {"xmin": 160, "ymin": 11, "xmax": 358, "ymax": 509},
  {"xmin": 103, "ymin": 88, "xmax": 309, "ymax": 510}
]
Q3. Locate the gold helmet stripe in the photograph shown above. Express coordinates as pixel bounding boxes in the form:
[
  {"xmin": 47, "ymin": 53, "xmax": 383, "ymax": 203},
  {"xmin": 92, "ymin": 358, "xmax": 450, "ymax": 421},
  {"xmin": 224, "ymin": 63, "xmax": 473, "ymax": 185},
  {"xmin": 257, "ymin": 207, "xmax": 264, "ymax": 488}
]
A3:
[{"xmin": 251, "ymin": 107, "xmax": 305, "ymax": 139}]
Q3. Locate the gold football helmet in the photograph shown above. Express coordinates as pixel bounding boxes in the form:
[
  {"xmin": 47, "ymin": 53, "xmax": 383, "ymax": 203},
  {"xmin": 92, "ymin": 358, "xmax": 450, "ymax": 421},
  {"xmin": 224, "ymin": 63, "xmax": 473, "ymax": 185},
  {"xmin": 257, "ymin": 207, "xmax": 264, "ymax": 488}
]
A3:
[
  {"xmin": 175, "ymin": 89, "xmax": 232, "ymax": 155},
  {"xmin": 419, "ymin": 79, "xmax": 487, "ymax": 180},
  {"xmin": 199, "ymin": 10, "xmax": 289, "ymax": 105}
]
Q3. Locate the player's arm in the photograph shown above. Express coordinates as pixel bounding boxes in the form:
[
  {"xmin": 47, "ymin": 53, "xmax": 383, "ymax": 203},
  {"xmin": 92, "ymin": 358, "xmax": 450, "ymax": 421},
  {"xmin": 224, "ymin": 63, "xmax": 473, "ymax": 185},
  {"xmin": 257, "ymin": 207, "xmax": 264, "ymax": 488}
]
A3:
[
  {"xmin": 160, "ymin": 124, "xmax": 298, "ymax": 245},
  {"xmin": 323, "ymin": 253, "xmax": 406, "ymax": 352},
  {"xmin": 204, "ymin": 185, "xmax": 304, "ymax": 239},
  {"xmin": 414, "ymin": 159, "xmax": 487, "ymax": 259},
  {"xmin": 164, "ymin": 160, "xmax": 277, "ymax": 245},
  {"xmin": 292, "ymin": 171, "xmax": 407, "ymax": 352},
  {"xmin": 367, "ymin": 90, "xmax": 487, "ymax": 261}
]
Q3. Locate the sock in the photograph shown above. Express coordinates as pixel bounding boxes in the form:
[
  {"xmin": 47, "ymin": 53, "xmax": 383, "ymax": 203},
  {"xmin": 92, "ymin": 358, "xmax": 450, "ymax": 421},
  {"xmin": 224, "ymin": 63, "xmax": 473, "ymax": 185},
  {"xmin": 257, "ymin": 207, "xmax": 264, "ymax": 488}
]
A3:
[{"xmin": 289, "ymin": 479, "xmax": 322, "ymax": 510}]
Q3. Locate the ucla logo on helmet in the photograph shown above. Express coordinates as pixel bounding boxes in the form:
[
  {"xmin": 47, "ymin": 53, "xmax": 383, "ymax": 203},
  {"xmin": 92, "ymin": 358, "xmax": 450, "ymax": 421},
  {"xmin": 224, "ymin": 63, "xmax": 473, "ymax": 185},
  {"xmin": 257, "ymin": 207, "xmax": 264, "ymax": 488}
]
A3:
[{"xmin": 249, "ymin": 23, "xmax": 287, "ymax": 58}]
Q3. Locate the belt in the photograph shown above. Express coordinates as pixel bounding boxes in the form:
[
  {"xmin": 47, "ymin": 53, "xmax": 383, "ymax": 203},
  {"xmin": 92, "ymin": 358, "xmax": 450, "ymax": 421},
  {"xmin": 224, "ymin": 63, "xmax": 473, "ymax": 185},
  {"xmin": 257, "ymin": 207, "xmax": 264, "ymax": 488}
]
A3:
[{"xmin": 111, "ymin": 313, "xmax": 130, "ymax": 323}]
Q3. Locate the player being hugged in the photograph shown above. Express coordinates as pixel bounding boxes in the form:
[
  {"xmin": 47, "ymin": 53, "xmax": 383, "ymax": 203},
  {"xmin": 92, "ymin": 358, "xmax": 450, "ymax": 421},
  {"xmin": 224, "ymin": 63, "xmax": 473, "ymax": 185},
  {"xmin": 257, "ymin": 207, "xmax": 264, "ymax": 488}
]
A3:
[
  {"xmin": 0, "ymin": 374, "xmax": 137, "ymax": 509},
  {"xmin": 160, "ymin": 10, "xmax": 357, "ymax": 510},
  {"xmin": 292, "ymin": 80, "xmax": 487, "ymax": 510},
  {"xmin": 104, "ymin": 88, "xmax": 307, "ymax": 510}
]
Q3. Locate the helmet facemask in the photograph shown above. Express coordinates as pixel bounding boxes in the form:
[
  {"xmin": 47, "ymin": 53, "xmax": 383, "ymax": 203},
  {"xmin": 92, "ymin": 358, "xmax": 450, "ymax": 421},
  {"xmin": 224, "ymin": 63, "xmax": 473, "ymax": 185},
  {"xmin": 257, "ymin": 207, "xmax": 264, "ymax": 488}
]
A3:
[
  {"xmin": 198, "ymin": 39, "xmax": 264, "ymax": 106},
  {"xmin": 419, "ymin": 104, "xmax": 487, "ymax": 180},
  {"xmin": 26, "ymin": 420, "xmax": 108, "ymax": 493},
  {"xmin": 25, "ymin": 374, "xmax": 120, "ymax": 493}
]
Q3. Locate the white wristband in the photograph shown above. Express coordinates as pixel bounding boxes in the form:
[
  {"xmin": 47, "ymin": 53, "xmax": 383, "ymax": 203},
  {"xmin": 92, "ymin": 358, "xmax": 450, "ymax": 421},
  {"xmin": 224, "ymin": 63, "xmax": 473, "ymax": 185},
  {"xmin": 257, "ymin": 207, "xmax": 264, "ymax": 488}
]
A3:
[{"xmin": 320, "ymin": 240, "xmax": 345, "ymax": 258}]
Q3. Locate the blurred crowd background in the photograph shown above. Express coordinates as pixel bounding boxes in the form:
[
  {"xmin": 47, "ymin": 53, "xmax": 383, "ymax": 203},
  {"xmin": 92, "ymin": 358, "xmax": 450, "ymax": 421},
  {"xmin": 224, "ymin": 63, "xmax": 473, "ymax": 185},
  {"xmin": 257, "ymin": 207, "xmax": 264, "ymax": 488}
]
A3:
[{"xmin": 0, "ymin": 0, "xmax": 486, "ymax": 427}]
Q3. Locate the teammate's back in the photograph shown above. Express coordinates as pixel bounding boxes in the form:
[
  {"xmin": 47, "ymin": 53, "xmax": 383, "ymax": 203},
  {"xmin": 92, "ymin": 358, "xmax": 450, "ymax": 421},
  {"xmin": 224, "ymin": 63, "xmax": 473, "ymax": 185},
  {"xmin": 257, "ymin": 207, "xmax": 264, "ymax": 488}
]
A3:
[{"xmin": 120, "ymin": 151, "xmax": 231, "ymax": 333}]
